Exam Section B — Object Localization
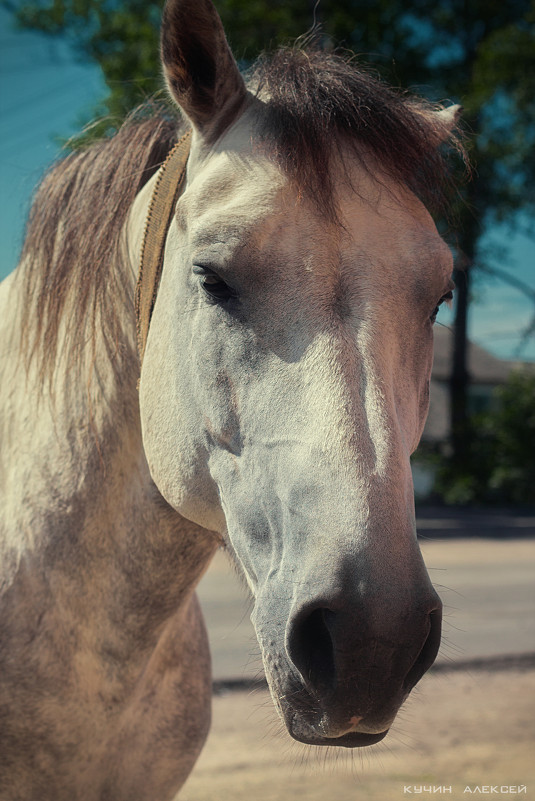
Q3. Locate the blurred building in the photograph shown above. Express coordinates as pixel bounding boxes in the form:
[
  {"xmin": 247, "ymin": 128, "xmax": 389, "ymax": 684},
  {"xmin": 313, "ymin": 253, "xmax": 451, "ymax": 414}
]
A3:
[{"xmin": 413, "ymin": 326, "xmax": 532, "ymax": 499}]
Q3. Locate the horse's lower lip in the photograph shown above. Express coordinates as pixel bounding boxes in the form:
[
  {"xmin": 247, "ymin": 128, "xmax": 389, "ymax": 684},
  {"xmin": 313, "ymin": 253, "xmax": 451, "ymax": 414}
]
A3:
[
  {"xmin": 289, "ymin": 722, "xmax": 389, "ymax": 748},
  {"xmin": 288, "ymin": 712, "xmax": 390, "ymax": 748}
]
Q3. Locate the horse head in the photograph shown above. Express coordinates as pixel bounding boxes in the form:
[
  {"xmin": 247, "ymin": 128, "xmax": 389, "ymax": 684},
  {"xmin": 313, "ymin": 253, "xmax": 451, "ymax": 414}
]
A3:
[{"xmin": 138, "ymin": 0, "xmax": 459, "ymax": 747}]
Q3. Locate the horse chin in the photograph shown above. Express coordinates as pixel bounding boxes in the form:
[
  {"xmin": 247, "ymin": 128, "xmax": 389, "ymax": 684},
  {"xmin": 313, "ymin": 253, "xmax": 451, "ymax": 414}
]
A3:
[{"xmin": 271, "ymin": 675, "xmax": 401, "ymax": 749}]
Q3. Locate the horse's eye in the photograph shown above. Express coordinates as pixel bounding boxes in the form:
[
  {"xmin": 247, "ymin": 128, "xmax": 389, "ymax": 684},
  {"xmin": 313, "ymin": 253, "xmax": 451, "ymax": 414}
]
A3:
[
  {"xmin": 431, "ymin": 290, "xmax": 453, "ymax": 323},
  {"xmin": 193, "ymin": 266, "xmax": 238, "ymax": 303}
]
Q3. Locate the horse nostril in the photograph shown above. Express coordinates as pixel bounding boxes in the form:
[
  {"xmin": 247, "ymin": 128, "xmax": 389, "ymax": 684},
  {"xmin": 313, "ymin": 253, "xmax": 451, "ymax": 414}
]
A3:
[
  {"xmin": 287, "ymin": 607, "xmax": 337, "ymax": 693},
  {"xmin": 287, "ymin": 601, "xmax": 442, "ymax": 699},
  {"xmin": 403, "ymin": 608, "xmax": 442, "ymax": 692}
]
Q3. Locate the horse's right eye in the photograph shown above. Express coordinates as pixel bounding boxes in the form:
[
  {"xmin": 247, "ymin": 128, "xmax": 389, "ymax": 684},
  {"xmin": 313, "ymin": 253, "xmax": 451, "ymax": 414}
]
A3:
[{"xmin": 193, "ymin": 267, "xmax": 238, "ymax": 303}]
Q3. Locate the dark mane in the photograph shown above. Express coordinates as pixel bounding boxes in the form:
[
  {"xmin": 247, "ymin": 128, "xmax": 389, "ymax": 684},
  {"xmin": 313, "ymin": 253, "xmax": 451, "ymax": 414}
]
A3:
[
  {"xmin": 20, "ymin": 103, "xmax": 181, "ymax": 379},
  {"xmin": 250, "ymin": 48, "xmax": 464, "ymax": 219},
  {"xmin": 19, "ymin": 48, "xmax": 464, "ymax": 379}
]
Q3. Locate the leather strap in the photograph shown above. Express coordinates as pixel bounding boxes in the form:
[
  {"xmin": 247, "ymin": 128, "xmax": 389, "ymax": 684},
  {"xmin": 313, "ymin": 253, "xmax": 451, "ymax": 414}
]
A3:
[{"xmin": 135, "ymin": 129, "xmax": 192, "ymax": 365}]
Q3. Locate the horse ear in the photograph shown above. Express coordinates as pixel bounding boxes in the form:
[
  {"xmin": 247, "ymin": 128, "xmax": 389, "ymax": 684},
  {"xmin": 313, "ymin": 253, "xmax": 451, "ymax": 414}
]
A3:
[
  {"xmin": 161, "ymin": 0, "xmax": 247, "ymax": 139},
  {"xmin": 414, "ymin": 103, "xmax": 462, "ymax": 147},
  {"xmin": 435, "ymin": 104, "xmax": 462, "ymax": 132},
  {"xmin": 431, "ymin": 104, "xmax": 463, "ymax": 144}
]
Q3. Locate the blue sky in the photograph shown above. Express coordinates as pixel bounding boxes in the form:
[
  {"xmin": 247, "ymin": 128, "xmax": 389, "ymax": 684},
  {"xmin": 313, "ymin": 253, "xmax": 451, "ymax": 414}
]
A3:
[{"xmin": 0, "ymin": 5, "xmax": 533, "ymax": 361}]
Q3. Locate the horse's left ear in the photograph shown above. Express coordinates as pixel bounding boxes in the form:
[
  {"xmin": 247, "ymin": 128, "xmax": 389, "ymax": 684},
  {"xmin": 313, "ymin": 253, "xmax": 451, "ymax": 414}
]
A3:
[
  {"xmin": 161, "ymin": 0, "xmax": 247, "ymax": 140},
  {"xmin": 435, "ymin": 104, "xmax": 462, "ymax": 130},
  {"xmin": 432, "ymin": 104, "xmax": 463, "ymax": 144}
]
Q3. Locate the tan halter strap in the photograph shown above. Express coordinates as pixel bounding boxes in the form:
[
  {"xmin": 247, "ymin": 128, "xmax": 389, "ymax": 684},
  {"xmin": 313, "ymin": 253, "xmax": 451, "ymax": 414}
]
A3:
[{"xmin": 135, "ymin": 129, "xmax": 192, "ymax": 365}]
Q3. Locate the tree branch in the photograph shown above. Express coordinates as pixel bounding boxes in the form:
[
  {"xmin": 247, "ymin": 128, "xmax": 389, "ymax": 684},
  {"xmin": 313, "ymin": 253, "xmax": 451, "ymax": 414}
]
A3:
[{"xmin": 479, "ymin": 263, "xmax": 535, "ymax": 302}]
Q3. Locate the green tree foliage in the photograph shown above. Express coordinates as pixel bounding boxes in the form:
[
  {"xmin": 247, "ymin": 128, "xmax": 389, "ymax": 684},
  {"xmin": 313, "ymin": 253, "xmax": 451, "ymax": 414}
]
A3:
[
  {"xmin": 12, "ymin": 1, "xmax": 535, "ymax": 199},
  {"xmin": 436, "ymin": 371, "xmax": 535, "ymax": 505},
  {"xmin": 14, "ymin": 1, "xmax": 166, "ymax": 138},
  {"xmin": 12, "ymin": 0, "xmax": 316, "ymax": 136}
]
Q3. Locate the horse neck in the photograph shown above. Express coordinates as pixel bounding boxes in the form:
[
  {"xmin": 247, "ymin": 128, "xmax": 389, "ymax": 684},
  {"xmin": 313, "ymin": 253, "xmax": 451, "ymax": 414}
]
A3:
[{"xmin": 0, "ymin": 179, "xmax": 217, "ymax": 648}]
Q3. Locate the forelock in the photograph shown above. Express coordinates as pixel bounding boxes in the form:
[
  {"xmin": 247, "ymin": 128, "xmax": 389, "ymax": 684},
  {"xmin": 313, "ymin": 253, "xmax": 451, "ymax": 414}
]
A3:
[{"xmin": 247, "ymin": 48, "xmax": 464, "ymax": 220}]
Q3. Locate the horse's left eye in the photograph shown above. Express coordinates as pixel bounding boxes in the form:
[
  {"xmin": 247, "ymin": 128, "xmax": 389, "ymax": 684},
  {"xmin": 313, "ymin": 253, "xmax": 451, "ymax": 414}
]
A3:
[
  {"xmin": 193, "ymin": 267, "xmax": 238, "ymax": 303},
  {"xmin": 431, "ymin": 290, "xmax": 453, "ymax": 323}
]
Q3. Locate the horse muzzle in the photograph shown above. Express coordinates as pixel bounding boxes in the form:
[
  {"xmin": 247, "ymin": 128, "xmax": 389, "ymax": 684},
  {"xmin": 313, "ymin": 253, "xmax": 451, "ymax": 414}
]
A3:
[{"xmin": 257, "ymin": 588, "xmax": 442, "ymax": 748}]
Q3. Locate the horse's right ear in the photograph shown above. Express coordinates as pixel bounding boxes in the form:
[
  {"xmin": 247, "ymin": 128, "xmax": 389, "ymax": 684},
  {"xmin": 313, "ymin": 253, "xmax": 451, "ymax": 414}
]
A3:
[{"xmin": 161, "ymin": 0, "xmax": 247, "ymax": 140}]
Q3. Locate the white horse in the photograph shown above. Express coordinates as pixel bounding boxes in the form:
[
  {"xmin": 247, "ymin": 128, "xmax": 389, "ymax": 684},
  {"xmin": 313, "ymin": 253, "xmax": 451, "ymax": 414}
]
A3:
[{"xmin": 0, "ymin": 0, "xmax": 462, "ymax": 797}]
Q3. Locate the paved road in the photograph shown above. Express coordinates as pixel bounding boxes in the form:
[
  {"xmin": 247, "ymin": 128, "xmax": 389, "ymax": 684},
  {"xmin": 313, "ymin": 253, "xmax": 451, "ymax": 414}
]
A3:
[
  {"xmin": 416, "ymin": 505, "xmax": 535, "ymax": 539},
  {"xmin": 197, "ymin": 510, "xmax": 535, "ymax": 681}
]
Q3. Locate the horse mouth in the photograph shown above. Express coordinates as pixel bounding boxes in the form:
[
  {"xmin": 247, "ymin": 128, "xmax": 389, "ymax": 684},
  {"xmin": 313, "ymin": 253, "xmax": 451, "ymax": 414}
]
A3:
[
  {"xmin": 273, "ymin": 674, "xmax": 403, "ymax": 749},
  {"xmin": 288, "ymin": 712, "xmax": 390, "ymax": 748}
]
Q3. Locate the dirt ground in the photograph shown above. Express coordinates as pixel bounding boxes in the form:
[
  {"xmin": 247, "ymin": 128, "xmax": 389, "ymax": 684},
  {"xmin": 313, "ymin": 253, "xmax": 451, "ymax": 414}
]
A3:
[{"xmin": 180, "ymin": 667, "xmax": 535, "ymax": 801}]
